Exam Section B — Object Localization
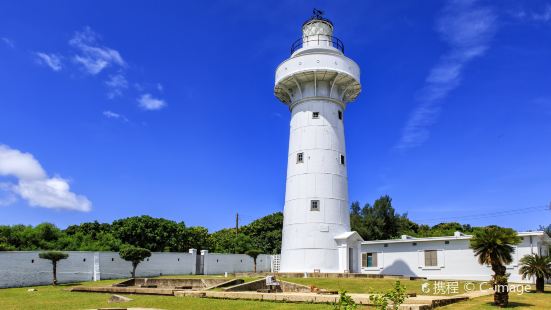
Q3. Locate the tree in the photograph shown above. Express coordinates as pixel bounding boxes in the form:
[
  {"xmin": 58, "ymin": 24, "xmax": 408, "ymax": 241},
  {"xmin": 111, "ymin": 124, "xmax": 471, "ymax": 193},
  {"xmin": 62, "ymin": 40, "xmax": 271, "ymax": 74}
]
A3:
[
  {"xmin": 119, "ymin": 245, "xmax": 151, "ymax": 278},
  {"xmin": 245, "ymin": 249, "xmax": 263, "ymax": 273},
  {"xmin": 39, "ymin": 251, "xmax": 69, "ymax": 285},
  {"xmin": 240, "ymin": 212, "xmax": 283, "ymax": 254},
  {"xmin": 470, "ymin": 226, "xmax": 521, "ymax": 307},
  {"xmin": 351, "ymin": 196, "xmax": 410, "ymax": 240},
  {"xmin": 112, "ymin": 216, "xmax": 185, "ymax": 251},
  {"xmin": 519, "ymin": 254, "xmax": 551, "ymax": 293}
]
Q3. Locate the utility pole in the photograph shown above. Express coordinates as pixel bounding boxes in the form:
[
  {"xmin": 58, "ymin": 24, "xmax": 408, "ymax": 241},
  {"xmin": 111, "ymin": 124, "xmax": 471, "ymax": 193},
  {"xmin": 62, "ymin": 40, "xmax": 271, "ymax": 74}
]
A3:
[{"xmin": 235, "ymin": 212, "xmax": 239, "ymax": 236}]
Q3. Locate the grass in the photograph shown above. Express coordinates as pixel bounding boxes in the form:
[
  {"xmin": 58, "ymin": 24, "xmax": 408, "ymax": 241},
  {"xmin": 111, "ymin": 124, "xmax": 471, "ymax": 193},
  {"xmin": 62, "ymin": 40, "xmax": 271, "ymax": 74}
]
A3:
[
  {"xmin": 0, "ymin": 280, "xmax": 333, "ymax": 310},
  {"xmin": 1, "ymin": 276, "xmax": 546, "ymax": 310},
  {"xmin": 441, "ymin": 286, "xmax": 551, "ymax": 309},
  {"xmin": 284, "ymin": 277, "xmax": 474, "ymax": 296}
]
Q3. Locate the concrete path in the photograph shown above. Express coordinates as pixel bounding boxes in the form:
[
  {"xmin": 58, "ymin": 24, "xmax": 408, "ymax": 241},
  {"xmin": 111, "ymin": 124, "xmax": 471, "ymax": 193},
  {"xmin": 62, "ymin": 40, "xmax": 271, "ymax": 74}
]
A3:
[{"xmin": 175, "ymin": 290, "xmax": 493, "ymax": 309}]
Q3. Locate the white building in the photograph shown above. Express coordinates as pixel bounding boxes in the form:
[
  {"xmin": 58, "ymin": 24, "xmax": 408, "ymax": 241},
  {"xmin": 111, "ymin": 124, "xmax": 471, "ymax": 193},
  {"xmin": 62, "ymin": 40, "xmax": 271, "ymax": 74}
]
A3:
[
  {"xmin": 360, "ymin": 231, "xmax": 550, "ymax": 283},
  {"xmin": 274, "ymin": 11, "xmax": 363, "ymax": 273}
]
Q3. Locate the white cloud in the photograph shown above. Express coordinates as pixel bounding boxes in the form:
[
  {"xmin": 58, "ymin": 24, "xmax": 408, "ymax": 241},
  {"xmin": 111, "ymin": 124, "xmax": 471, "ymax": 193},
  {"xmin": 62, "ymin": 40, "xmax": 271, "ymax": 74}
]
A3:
[
  {"xmin": 69, "ymin": 27, "xmax": 125, "ymax": 75},
  {"xmin": 35, "ymin": 52, "xmax": 63, "ymax": 72},
  {"xmin": 105, "ymin": 73, "xmax": 128, "ymax": 99},
  {"xmin": 103, "ymin": 110, "xmax": 129, "ymax": 122},
  {"xmin": 532, "ymin": 4, "xmax": 551, "ymax": 22},
  {"xmin": 138, "ymin": 93, "xmax": 166, "ymax": 110},
  {"xmin": 2, "ymin": 37, "xmax": 15, "ymax": 48},
  {"xmin": 396, "ymin": 0, "xmax": 497, "ymax": 150},
  {"xmin": 157, "ymin": 83, "xmax": 164, "ymax": 92},
  {"xmin": 0, "ymin": 144, "xmax": 91, "ymax": 212}
]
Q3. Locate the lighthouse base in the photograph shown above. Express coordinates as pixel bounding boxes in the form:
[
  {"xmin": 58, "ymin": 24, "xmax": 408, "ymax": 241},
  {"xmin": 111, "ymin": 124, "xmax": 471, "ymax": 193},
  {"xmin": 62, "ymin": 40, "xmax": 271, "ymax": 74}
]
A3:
[{"xmin": 279, "ymin": 231, "xmax": 363, "ymax": 273}]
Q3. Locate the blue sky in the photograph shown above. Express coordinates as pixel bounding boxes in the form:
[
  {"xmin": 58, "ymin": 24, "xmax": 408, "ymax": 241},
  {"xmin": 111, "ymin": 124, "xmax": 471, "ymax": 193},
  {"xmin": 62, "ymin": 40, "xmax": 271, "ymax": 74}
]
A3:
[{"xmin": 1, "ymin": 0, "xmax": 550, "ymax": 232}]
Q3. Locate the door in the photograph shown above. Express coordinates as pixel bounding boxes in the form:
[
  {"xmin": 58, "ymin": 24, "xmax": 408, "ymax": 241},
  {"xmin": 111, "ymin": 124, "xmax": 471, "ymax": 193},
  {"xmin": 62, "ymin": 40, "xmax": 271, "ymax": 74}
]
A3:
[
  {"xmin": 348, "ymin": 247, "xmax": 354, "ymax": 273},
  {"xmin": 196, "ymin": 254, "xmax": 204, "ymax": 275}
]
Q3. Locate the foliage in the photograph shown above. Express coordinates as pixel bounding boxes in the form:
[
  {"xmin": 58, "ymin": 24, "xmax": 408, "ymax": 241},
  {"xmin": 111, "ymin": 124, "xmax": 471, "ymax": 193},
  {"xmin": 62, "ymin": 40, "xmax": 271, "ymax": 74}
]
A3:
[
  {"xmin": 112, "ymin": 216, "xmax": 186, "ymax": 252},
  {"xmin": 369, "ymin": 281, "xmax": 407, "ymax": 310},
  {"xmin": 470, "ymin": 226, "xmax": 521, "ymax": 307},
  {"xmin": 39, "ymin": 251, "xmax": 69, "ymax": 262},
  {"xmin": 519, "ymin": 254, "xmax": 551, "ymax": 292},
  {"xmin": 119, "ymin": 245, "xmax": 151, "ymax": 278},
  {"xmin": 333, "ymin": 290, "xmax": 356, "ymax": 310},
  {"xmin": 208, "ymin": 230, "xmax": 253, "ymax": 254},
  {"xmin": 240, "ymin": 212, "xmax": 283, "ymax": 254},
  {"xmin": 39, "ymin": 251, "xmax": 69, "ymax": 285},
  {"xmin": 245, "ymin": 249, "xmax": 263, "ymax": 273},
  {"xmin": 350, "ymin": 196, "xmax": 411, "ymax": 240}
]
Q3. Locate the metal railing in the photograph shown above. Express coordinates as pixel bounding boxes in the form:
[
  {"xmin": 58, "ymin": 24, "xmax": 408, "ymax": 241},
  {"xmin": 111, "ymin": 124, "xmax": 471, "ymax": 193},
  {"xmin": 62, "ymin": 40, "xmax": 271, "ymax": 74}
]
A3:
[{"xmin": 290, "ymin": 35, "xmax": 345, "ymax": 55}]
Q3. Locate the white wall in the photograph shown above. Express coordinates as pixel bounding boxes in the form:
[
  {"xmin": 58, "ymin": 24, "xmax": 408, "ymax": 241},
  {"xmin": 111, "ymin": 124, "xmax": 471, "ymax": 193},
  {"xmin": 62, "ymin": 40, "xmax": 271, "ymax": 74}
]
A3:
[
  {"xmin": 360, "ymin": 235, "xmax": 547, "ymax": 284},
  {"xmin": 0, "ymin": 251, "xmax": 271, "ymax": 288},
  {"xmin": 203, "ymin": 253, "xmax": 271, "ymax": 275}
]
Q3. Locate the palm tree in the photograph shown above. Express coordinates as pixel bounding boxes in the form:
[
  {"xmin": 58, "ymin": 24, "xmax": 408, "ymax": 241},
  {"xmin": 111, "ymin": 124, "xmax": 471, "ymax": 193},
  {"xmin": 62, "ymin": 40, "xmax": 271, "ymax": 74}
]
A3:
[
  {"xmin": 470, "ymin": 226, "xmax": 521, "ymax": 307},
  {"xmin": 519, "ymin": 254, "xmax": 551, "ymax": 293}
]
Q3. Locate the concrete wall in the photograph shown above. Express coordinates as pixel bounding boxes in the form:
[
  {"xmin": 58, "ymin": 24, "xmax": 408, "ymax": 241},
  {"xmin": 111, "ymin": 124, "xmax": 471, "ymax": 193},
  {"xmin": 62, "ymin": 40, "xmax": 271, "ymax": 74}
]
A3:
[
  {"xmin": 360, "ymin": 235, "xmax": 548, "ymax": 284},
  {"xmin": 0, "ymin": 251, "xmax": 272, "ymax": 288},
  {"xmin": 203, "ymin": 253, "xmax": 271, "ymax": 275},
  {"xmin": 0, "ymin": 251, "xmax": 96, "ymax": 288}
]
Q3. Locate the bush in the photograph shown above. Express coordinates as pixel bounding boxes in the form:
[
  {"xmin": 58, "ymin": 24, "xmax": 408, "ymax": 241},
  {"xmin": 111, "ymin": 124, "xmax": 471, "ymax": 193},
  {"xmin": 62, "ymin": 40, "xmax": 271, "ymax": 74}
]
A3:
[{"xmin": 369, "ymin": 281, "xmax": 407, "ymax": 310}]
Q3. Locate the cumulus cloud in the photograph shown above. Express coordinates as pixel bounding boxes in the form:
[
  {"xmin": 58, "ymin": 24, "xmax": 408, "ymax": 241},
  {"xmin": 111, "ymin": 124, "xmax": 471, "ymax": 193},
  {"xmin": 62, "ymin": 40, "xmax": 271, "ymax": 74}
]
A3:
[
  {"xmin": 105, "ymin": 73, "xmax": 128, "ymax": 99},
  {"xmin": 69, "ymin": 27, "xmax": 125, "ymax": 75},
  {"xmin": 0, "ymin": 145, "xmax": 91, "ymax": 211},
  {"xmin": 34, "ymin": 52, "xmax": 63, "ymax": 71},
  {"xmin": 103, "ymin": 110, "xmax": 129, "ymax": 122},
  {"xmin": 138, "ymin": 93, "xmax": 166, "ymax": 110},
  {"xmin": 396, "ymin": 0, "xmax": 497, "ymax": 150}
]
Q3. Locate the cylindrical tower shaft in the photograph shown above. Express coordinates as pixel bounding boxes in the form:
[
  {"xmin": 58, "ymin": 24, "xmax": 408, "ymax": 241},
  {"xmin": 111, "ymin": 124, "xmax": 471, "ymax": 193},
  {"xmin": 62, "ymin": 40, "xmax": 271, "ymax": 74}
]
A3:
[{"xmin": 275, "ymin": 11, "xmax": 361, "ymax": 273}]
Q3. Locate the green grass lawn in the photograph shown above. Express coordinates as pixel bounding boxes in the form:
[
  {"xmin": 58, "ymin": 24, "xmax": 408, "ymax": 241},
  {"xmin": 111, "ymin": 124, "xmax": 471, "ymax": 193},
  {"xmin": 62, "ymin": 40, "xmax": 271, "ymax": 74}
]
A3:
[
  {"xmin": 0, "ymin": 280, "xmax": 333, "ymax": 310},
  {"xmin": 441, "ymin": 286, "xmax": 551, "ymax": 309},
  {"xmin": 1, "ymin": 276, "xmax": 546, "ymax": 310},
  {"xmin": 283, "ymin": 277, "xmax": 473, "ymax": 296}
]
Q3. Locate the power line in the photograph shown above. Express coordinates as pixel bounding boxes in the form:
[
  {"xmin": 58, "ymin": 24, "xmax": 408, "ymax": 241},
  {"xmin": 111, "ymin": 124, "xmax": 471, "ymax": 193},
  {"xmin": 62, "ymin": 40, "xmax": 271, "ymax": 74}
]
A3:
[{"xmin": 416, "ymin": 204, "xmax": 550, "ymax": 223}]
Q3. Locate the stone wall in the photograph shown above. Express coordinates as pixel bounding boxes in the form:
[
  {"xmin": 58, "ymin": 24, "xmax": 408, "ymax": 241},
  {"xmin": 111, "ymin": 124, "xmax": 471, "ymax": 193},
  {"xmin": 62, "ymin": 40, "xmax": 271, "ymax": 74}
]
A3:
[{"xmin": 0, "ymin": 251, "xmax": 272, "ymax": 288}]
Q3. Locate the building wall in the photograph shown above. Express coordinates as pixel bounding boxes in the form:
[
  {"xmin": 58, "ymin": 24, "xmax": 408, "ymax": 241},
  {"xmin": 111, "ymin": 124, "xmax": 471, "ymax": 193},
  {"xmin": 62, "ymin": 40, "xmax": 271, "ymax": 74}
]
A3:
[
  {"xmin": 203, "ymin": 253, "xmax": 272, "ymax": 275},
  {"xmin": 360, "ymin": 236, "xmax": 545, "ymax": 284},
  {"xmin": 0, "ymin": 251, "xmax": 271, "ymax": 288}
]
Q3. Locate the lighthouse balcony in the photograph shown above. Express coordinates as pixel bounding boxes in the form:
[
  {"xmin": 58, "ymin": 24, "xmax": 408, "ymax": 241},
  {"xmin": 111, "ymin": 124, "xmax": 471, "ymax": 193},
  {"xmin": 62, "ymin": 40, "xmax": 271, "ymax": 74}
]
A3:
[{"xmin": 290, "ymin": 34, "xmax": 345, "ymax": 55}]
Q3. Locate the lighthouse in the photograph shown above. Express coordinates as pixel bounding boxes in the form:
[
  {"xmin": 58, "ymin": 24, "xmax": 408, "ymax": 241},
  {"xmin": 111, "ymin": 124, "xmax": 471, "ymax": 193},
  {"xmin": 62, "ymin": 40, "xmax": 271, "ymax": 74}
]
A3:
[{"xmin": 275, "ymin": 10, "xmax": 363, "ymax": 273}]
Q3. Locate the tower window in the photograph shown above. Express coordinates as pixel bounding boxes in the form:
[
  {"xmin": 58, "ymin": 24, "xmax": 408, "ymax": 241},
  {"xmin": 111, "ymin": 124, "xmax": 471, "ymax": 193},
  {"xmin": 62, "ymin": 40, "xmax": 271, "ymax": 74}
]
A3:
[
  {"xmin": 310, "ymin": 200, "xmax": 320, "ymax": 211},
  {"xmin": 297, "ymin": 152, "xmax": 304, "ymax": 163},
  {"xmin": 312, "ymin": 112, "xmax": 319, "ymax": 119},
  {"xmin": 338, "ymin": 110, "xmax": 343, "ymax": 120},
  {"xmin": 340, "ymin": 155, "xmax": 345, "ymax": 165}
]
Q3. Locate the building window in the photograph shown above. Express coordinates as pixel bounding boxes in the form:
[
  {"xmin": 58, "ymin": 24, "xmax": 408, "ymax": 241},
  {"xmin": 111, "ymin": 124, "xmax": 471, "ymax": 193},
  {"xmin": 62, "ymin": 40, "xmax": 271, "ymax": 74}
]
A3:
[
  {"xmin": 362, "ymin": 253, "xmax": 377, "ymax": 268},
  {"xmin": 338, "ymin": 110, "xmax": 343, "ymax": 120},
  {"xmin": 445, "ymin": 241, "xmax": 450, "ymax": 245},
  {"xmin": 340, "ymin": 155, "xmax": 345, "ymax": 165},
  {"xmin": 310, "ymin": 200, "xmax": 320, "ymax": 211},
  {"xmin": 383, "ymin": 244, "xmax": 388, "ymax": 248},
  {"xmin": 297, "ymin": 152, "xmax": 304, "ymax": 163},
  {"xmin": 424, "ymin": 250, "xmax": 438, "ymax": 267},
  {"xmin": 412, "ymin": 242, "xmax": 417, "ymax": 246},
  {"xmin": 312, "ymin": 112, "xmax": 319, "ymax": 119}
]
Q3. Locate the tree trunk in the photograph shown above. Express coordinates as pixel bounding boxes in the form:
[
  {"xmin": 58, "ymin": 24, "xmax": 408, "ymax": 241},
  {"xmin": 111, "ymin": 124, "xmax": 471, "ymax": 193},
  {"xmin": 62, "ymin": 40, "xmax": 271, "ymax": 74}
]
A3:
[
  {"xmin": 52, "ymin": 261, "xmax": 58, "ymax": 286},
  {"xmin": 253, "ymin": 259, "xmax": 257, "ymax": 273},
  {"xmin": 131, "ymin": 262, "xmax": 137, "ymax": 278},
  {"xmin": 536, "ymin": 277, "xmax": 544, "ymax": 293},
  {"xmin": 491, "ymin": 264, "xmax": 509, "ymax": 307}
]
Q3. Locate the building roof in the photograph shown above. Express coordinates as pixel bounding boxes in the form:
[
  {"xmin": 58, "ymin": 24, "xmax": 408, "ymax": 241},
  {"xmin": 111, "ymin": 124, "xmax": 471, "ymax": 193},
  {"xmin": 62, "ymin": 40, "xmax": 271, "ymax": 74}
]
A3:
[
  {"xmin": 361, "ymin": 231, "xmax": 548, "ymax": 245},
  {"xmin": 334, "ymin": 231, "xmax": 364, "ymax": 241}
]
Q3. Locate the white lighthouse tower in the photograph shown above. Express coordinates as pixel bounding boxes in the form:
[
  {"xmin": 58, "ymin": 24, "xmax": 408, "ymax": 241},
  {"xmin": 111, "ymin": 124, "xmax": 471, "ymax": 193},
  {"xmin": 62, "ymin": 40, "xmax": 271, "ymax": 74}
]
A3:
[{"xmin": 275, "ymin": 10, "xmax": 363, "ymax": 273}]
